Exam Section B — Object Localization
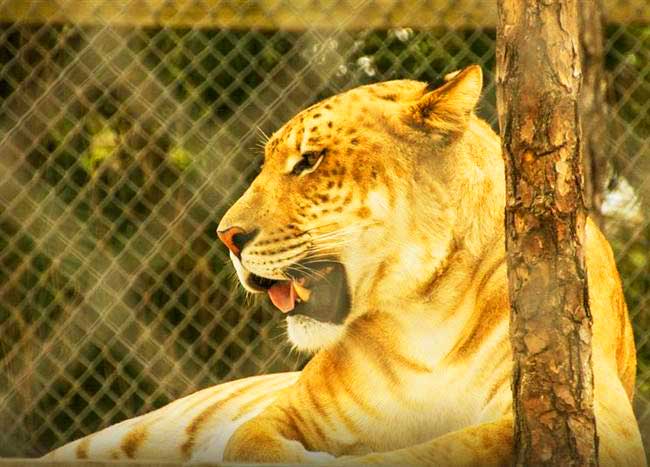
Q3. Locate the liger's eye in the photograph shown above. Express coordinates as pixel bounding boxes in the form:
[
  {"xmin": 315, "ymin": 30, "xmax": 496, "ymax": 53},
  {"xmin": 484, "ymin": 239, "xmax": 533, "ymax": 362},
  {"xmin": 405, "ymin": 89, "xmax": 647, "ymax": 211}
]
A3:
[{"xmin": 291, "ymin": 149, "xmax": 326, "ymax": 176}]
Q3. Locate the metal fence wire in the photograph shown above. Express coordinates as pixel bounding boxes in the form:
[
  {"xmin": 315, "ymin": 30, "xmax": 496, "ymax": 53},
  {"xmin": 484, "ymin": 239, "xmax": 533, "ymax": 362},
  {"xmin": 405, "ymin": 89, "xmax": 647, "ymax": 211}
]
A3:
[{"xmin": 0, "ymin": 0, "xmax": 649, "ymax": 457}]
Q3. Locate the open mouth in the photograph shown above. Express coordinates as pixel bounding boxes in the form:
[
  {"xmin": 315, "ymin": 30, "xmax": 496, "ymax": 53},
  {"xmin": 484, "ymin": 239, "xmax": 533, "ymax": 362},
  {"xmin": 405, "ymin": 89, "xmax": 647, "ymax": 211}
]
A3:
[{"xmin": 246, "ymin": 261, "xmax": 351, "ymax": 325}]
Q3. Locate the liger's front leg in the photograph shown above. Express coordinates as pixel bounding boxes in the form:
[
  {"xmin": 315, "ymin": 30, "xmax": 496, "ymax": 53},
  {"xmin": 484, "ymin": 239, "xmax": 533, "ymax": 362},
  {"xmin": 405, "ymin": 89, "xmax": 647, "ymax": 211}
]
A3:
[
  {"xmin": 223, "ymin": 413, "xmax": 335, "ymax": 464},
  {"xmin": 332, "ymin": 418, "xmax": 513, "ymax": 466}
]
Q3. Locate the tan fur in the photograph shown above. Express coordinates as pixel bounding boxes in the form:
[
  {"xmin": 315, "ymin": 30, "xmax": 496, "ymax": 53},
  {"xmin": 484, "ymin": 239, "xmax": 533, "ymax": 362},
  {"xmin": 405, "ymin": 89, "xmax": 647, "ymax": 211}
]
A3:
[{"xmin": 46, "ymin": 65, "xmax": 645, "ymax": 465}]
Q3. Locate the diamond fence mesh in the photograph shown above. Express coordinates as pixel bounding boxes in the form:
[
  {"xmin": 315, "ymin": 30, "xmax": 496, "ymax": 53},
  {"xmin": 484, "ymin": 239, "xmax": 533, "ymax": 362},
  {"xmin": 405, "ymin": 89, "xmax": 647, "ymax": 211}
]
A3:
[{"xmin": 0, "ymin": 0, "xmax": 648, "ymax": 458}]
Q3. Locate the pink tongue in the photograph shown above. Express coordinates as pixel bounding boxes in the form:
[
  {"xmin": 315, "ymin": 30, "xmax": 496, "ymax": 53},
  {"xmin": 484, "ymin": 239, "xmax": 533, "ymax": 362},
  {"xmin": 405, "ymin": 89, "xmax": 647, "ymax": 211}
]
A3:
[{"xmin": 268, "ymin": 281, "xmax": 296, "ymax": 313}]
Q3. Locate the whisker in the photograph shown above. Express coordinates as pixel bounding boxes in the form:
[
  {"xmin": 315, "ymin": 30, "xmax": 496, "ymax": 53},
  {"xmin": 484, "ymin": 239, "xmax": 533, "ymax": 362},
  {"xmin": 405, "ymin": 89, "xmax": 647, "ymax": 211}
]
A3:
[
  {"xmin": 304, "ymin": 244, "xmax": 349, "ymax": 255},
  {"xmin": 301, "ymin": 256, "xmax": 345, "ymax": 266},
  {"xmin": 257, "ymin": 126, "xmax": 270, "ymax": 144},
  {"xmin": 302, "ymin": 222, "xmax": 339, "ymax": 234},
  {"xmin": 306, "ymin": 224, "xmax": 376, "ymax": 242},
  {"xmin": 287, "ymin": 264, "xmax": 328, "ymax": 281}
]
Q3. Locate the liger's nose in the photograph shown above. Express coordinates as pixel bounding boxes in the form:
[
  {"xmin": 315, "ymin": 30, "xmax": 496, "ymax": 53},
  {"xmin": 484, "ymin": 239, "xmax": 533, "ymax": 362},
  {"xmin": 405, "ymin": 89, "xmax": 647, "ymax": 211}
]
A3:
[{"xmin": 217, "ymin": 226, "xmax": 257, "ymax": 258}]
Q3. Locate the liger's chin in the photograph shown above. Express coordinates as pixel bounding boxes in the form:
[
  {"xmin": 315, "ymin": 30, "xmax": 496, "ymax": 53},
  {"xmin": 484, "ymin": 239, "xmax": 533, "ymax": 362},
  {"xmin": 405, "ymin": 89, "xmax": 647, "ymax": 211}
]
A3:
[{"xmin": 286, "ymin": 315, "xmax": 345, "ymax": 353}]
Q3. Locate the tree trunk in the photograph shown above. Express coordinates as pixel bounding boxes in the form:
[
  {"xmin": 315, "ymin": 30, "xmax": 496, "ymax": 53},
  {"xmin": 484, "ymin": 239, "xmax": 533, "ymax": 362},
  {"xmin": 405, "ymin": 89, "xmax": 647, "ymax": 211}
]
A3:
[
  {"xmin": 579, "ymin": 0, "xmax": 608, "ymax": 227},
  {"xmin": 496, "ymin": 1, "xmax": 599, "ymax": 465}
]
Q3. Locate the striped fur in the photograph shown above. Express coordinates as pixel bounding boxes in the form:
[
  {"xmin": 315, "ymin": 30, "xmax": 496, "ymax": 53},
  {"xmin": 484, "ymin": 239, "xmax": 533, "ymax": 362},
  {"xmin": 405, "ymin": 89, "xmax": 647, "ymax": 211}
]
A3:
[
  {"xmin": 47, "ymin": 373, "xmax": 299, "ymax": 461},
  {"xmin": 47, "ymin": 65, "xmax": 645, "ymax": 465}
]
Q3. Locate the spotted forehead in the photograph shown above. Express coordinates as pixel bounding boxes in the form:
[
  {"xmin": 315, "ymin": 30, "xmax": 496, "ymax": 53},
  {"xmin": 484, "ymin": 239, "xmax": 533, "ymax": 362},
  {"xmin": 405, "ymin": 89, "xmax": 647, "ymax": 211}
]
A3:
[
  {"xmin": 265, "ymin": 79, "xmax": 427, "ymax": 157},
  {"xmin": 265, "ymin": 99, "xmax": 342, "ymax": 157}
]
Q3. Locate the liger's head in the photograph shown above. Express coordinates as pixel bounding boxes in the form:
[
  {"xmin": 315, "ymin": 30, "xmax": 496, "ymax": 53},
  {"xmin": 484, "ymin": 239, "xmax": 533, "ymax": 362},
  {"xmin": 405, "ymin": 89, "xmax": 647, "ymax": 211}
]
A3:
[{"xmin": 218, "ymin": 65, "xmax": 486, "ymax": 352}]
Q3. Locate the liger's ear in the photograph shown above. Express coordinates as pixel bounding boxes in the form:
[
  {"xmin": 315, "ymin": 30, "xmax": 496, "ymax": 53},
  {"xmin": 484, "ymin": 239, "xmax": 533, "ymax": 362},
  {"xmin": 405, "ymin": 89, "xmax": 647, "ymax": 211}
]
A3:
[{"xmin": 407, "ymin": 65, "xmax": 483, "ymax": 136}]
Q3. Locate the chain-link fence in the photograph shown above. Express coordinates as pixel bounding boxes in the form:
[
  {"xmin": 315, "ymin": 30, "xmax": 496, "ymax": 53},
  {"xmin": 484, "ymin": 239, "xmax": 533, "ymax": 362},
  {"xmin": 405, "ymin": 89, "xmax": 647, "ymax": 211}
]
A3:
[{"xmin": 0, "ymin": 0, "xmax": 648, "ymax": 458}]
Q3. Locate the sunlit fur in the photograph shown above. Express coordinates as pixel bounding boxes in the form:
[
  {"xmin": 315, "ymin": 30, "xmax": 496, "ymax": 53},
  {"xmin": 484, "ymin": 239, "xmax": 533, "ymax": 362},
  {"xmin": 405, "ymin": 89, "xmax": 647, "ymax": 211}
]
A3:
[
  {"xmin": 286, "ymin": 315, "xmax": 344, "ymax": 352},
  {"xmin": 46, "ymin": 66, "xmax": 645, "ymax": 465}
]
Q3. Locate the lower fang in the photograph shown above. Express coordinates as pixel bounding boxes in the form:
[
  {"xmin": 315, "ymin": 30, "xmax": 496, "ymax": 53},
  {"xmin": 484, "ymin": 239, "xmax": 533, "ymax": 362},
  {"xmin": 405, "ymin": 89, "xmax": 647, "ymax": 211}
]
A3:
[{"xmin": 293, "ymin": 281, "xmax": 312, "ymax": 302}]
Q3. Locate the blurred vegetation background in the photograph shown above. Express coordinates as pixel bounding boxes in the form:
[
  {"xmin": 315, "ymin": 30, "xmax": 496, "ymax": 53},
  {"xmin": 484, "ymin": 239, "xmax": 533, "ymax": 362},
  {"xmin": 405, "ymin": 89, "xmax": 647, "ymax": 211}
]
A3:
[{"xmin": 0, "ymin": 0, "xmax": 649, "ymax": 457}]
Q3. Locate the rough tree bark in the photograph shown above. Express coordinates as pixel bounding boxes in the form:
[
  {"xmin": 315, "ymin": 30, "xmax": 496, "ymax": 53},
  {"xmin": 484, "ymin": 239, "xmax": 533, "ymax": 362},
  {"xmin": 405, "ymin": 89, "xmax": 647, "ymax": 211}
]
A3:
[
  {"xmin": 579, "ymin": 0, "xmax": 608, "ymax": 227},
  {"xmin": 496, "ymin": 1, "xmax": 598, "ymax": 466}
]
